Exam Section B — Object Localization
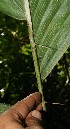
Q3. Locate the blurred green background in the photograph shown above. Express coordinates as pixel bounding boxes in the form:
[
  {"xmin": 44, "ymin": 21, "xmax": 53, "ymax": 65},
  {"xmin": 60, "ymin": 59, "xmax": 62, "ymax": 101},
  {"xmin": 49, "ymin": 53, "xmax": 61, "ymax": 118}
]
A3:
[{"xmin": 0, "ymin": 12, "xmax": 70, "ymax": 129}]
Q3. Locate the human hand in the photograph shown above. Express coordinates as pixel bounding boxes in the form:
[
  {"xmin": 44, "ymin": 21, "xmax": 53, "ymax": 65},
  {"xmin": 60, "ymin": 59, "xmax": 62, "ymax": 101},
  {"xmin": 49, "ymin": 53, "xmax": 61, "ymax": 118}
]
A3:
[{"xmin": 0, "ymin": 92, "xmax": 44, "ymax": 129}]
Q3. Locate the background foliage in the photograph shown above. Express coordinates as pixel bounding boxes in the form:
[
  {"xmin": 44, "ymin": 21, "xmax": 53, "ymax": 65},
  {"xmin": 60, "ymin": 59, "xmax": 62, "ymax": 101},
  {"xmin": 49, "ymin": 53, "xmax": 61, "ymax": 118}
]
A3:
[{"xmin": 0, "ymin": 12, "xmax": 70, "ymax": 129}]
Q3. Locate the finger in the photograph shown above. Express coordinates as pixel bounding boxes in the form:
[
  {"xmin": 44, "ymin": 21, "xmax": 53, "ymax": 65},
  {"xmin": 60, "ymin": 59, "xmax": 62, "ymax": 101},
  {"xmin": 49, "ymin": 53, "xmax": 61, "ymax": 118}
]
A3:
[
  {"xmin": 25, "ymin": 115, "xmax": 44, "ymax": 129},
  {"xmin": 27, "ymin": 126, "xmax": 43, "ymax": 129},
  {"xmin": 26, "ymin": 110, "xmax": 42, "ymax": 120},
  {"xmin": 36, "ymin": 103, "xmax": 42, "ymax": 111},
  {"xmin": 11, "ymin": 92, "xmax": 42, "ymax": 118},
  {"xmin": 32, "ymin": 110, "xmax": 42, "ymax": 120},
  {"xmin": 26, "ymin": 103, "xmax": 42, "ymax": 119}
]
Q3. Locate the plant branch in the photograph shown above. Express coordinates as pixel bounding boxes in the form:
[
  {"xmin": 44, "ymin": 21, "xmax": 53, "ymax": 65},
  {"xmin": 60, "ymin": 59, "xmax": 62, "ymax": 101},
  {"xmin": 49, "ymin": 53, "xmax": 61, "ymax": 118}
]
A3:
[{"xmin": 24, "ymin": 0, "xmax": 46, "ymax": 110}]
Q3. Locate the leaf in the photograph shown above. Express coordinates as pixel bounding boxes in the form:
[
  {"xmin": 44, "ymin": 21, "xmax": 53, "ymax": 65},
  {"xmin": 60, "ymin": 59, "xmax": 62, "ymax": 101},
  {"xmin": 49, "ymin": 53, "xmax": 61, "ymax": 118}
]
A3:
[
  {"xmin": 0, "ymin": 103, "xmax": 10, "ymax": 114},
  {"xmin": 0, "ymin": 0, "xmax": 25, "ymax": 20},
  {"xmin": 30, "ymin": 0, "xmax": 70, "ymax": 80},
  {"xmin": 0, "ymin": 0, "xmax": 70, "ymax": 81}
]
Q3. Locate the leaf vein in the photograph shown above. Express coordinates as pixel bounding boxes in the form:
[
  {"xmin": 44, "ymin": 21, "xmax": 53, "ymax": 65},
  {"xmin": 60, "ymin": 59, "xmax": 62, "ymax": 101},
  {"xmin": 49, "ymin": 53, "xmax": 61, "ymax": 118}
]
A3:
[{"xmin": 13, "ymin": 0, "xmax": 23, "ymax": 12}]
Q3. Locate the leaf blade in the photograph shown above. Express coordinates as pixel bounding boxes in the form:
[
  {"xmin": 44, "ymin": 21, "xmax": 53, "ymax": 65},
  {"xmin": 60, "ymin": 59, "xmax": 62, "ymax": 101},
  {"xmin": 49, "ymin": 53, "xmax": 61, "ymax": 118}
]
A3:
[
  {"xmin": 0, "ymin": 103, "xmax": 10, "ymax": 114},
  {"xmin": 0, "ymin": 0, "xmax": 25, "ymax": 20},
  {"xmin": 30, "ymin": 0, "xmax": 70, "ymax": 80},
  {"xmin": 0, "ymin": 0, "xmax": 70, "ymax": 81}
]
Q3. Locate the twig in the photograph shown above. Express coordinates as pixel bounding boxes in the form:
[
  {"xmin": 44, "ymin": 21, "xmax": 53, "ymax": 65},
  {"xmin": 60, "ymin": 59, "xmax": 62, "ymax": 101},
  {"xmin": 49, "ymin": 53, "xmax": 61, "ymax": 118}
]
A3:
[{"xmin": 24, "ymin": 0, "xmax": 46, "ymax": 110}]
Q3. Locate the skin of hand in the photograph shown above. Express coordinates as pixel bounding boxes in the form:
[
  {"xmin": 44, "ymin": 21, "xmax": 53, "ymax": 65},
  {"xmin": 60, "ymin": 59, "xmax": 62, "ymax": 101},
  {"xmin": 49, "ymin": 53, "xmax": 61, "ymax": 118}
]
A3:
[{"xmin": 0, "ymin": 92, "xmax": 44, "ymax": 129}]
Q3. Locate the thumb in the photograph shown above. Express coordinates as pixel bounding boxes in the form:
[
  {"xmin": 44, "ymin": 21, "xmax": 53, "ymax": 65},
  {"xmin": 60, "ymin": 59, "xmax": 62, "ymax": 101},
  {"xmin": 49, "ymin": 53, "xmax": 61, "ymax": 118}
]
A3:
[{"xmin": 25, "ymin": 110, "xmax": 44, "ymax": 129}]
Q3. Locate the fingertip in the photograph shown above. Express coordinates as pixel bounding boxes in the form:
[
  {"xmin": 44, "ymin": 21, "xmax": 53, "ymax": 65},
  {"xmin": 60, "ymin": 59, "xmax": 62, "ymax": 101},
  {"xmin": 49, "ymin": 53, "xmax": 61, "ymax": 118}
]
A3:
[
  {"xmin": 32, "ymin": 110, "xmax": 42, "ymax": 120},
  {"xmin": 36, "ymin": 103, "xmax": 42, "ymax": 111},
  {"xmin": 31, "ymin": 92, "xmax": 42, "ymax": 104}
]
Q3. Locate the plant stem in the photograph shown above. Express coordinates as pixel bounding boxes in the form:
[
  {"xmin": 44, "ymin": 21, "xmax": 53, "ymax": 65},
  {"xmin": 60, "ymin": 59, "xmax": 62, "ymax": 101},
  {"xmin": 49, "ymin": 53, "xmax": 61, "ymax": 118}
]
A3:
[{"xmin": 24, "ymin": 0, "xmax": 46, "ymax": 111}]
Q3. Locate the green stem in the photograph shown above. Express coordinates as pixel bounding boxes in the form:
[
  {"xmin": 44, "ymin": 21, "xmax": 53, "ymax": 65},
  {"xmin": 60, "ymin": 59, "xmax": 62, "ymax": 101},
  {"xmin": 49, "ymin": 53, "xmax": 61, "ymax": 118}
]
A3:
[{"xmin": 24, "ymin": 0, "xmax": 46, "ymax": 110}]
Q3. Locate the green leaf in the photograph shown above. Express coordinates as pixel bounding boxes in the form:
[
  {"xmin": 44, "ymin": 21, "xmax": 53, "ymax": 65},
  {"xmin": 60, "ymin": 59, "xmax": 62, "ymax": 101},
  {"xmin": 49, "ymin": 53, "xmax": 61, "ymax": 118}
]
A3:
[
  {"xmin": 30, "ymin": 0, "xmax": 70, "ymax": 80},
  {"xmin": 0, "ymin": 0, "xmax": 25, "ymax": 20},
  {"xmin": 0, "ymin": 0, "xmax": 70, "ymax": 81},
  {"xmin": 0, "ymin": 103, "xmax": 10, "ymax": 114}
]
